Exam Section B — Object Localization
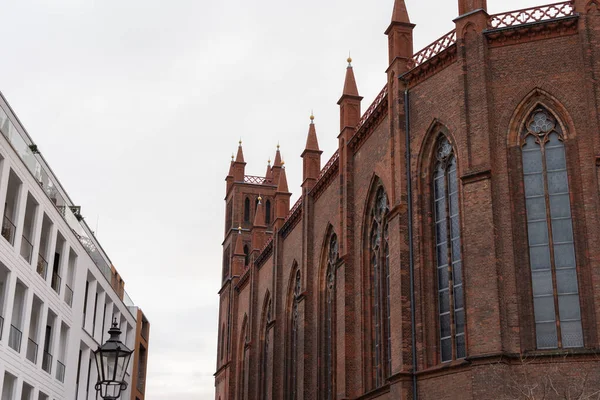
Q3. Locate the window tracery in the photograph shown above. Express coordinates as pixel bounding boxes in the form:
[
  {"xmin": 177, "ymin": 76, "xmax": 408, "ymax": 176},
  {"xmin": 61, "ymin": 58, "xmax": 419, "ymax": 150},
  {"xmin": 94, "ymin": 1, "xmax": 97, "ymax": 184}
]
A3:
[
  {"xmin": 521, "ymin": 107, "xmax": 583, "ymax": 349},
  {"xmin": 433, "ymin": 136, "xmax": 465, "ymax": 362},
  {"xmin": 369, "ymin": 186, "xmax": 390, "ymax": 387},
  {"xmin": 325, "ymin": 234, "xmax": 338, "ymax": 400}
]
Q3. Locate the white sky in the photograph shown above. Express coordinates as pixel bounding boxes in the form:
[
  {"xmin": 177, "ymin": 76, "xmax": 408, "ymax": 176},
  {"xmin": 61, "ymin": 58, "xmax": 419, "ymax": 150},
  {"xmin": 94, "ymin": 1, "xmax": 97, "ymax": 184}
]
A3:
[{"xmin": 0, "ymin": 0, "xmax": 548, "ymax": 398}]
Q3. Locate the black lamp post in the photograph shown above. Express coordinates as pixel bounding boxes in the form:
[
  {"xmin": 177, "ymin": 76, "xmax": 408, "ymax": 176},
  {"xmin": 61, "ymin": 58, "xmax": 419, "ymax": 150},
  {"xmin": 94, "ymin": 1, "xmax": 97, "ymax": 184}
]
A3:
[{"xmin": 93, "ymin": 320, "xmax": 134, "ymax": 399}]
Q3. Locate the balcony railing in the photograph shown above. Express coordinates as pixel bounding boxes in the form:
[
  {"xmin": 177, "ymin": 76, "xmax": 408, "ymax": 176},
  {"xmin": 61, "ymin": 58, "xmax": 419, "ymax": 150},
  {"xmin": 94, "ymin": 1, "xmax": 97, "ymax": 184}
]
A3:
[
  {"xmin": 20, "ymin": 235, "xmax": 33, "ymax": 263},
  {"xmin": 1, "ymin": 214, "xmax": 15, "ymax": 245},
  {"xmin": 488, "ymin": 1, "xmax": 575, "ymax": 29},
  {"xmin": 56, "ymin": 360, "xmax": 65, "ymax": 383},
  {"xmin": 26, "ymin": 338, "xmax": 38, "ymax": 364},
  {"xmin": 8, "ymin": 325, "xmax": 22, "ymax": 352},
  {"xmin": 37, "ymin": 253, "xmax": 48, "ymax": 280},
  {"xmin": 51, "ymin": 271, "xmax": 61, "ymax": 294},
  {"xmin": 42, "ymin": 351, "xmax": 53, "ymax": 374},
  {"xmin": 64, "ymin": 284, "xmax": 73, "ymax": 307}
]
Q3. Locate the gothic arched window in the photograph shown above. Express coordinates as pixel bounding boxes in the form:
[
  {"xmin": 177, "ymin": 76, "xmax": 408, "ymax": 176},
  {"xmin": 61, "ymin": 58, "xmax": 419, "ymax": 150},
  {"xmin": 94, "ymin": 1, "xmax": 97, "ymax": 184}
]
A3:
[
  {"xmin": 244, "ymin": 197, "xmax": 250, "ymax": 222},
  {"xmin": 288, "ymin": 271, "xmax": 301, "ymax": 400},
  {"xmin": 433, "ymin": 136, "xmax": 465, "ymax": 363},
  {"xmin": 265, "ymin": 200, "xmax": 271, "ymax": 225},
  {"xmin": 521, "ymin": 107, "xmax": 583, "ymax": 349},
  {"xmin": 325, "ymin": 233, "xmax": 338, "ymax": 400},
  {"xmin": 261, "ymin": 300, "xmax": 272, "ymax": 400},
  {"xmin": 370, "ymin": 186, "xmax": 390, "ymax": 387},
  {"xmin": 239, "ymin": 317, "xmax": 250, "ymax": 400},
  {"xmin": 243, "ymin": 245, "xmax": 250, "ymax": 267}
]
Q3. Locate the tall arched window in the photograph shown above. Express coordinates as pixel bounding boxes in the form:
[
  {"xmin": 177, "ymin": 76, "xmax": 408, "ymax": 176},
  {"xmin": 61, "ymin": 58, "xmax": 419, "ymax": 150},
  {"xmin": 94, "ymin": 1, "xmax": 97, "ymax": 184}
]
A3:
[
  {"xmin": 325, "ymin": 234, "xmax": 338, "ymax": 400},
  {"xmin": 288, "ymin": 271, "xmax": 301, "ymax": 400},
  {"xmin": 239, "ymin": 317, "xmax": 250, "ymax": 400},
  {"xmin": 243, "ymin": 245, "xmax": 250, "ymax": 267},
  {"xmin": 521, "ymin": 107, "xmax": 582, "ymax": 349},
  {"xmin": 261, "ymin": 300, "xmax": 272, "ymax": 400},
  {"xmin": 433, "ymin": 136, "xmax": 465, "ymax": 363},
  {"xmin": 265, "ymin": 200, "xmax": 271, "ymax": 225},
  {"xmin": 370, "ymin": 187, "xmax": 390, "ymax": 387},
  {"xmin": 244, "ymin": 197, "xmax": 250, "ymax": 223}
]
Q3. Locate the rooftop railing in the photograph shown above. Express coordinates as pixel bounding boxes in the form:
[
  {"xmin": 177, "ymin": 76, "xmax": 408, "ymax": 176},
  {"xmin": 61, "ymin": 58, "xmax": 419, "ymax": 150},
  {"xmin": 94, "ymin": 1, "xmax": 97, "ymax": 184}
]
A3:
[
  {"xmin": 408, "ymin": 30, "xmax": 457, "ymax": 69},
  {"xmin": 488, "ymin": 1, "xmax": 575, "ymax": 29},
  {"xmin": 0, "ymin": 94, "xmax": 136, "ymax": 312}
]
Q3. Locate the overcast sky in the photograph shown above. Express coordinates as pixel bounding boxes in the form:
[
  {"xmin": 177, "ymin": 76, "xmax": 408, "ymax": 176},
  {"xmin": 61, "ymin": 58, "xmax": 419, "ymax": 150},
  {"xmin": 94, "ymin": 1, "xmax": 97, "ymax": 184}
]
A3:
[{"xmin": 0, "ymin": 0, "xmax": 548, "ymax": 398}]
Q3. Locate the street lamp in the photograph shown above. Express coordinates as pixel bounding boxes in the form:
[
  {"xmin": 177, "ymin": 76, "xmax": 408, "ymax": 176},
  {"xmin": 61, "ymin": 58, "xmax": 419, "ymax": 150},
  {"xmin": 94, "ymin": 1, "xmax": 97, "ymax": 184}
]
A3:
[{"xmin": 93, "ymin": 320, "xmax": 134, "ymax": 399}]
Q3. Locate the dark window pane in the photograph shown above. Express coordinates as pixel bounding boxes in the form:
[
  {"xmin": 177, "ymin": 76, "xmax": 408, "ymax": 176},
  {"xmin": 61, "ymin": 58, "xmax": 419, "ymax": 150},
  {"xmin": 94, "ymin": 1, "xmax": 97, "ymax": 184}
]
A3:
[
  {"xmin": 438, "ymin": 267, "xmax": 449, "ymax": 290},
  {"xmin": 536, "ymin": 322, "xmax": 558, "ymax": 349},
  {"xmin": 561, "ymin": 320, "xmax": 584, "ymax": 348},
  {"xmin": 527, "ymin": 221, "xmax": 549, "ymax": 246},
  {"xmin": 434, "ymin": 176, "xmax": 445, "ymax": 201},
  {"xmin": 558, "ymin": 294, "xmax": 581, "ymax": 321},
  {"xmin": 449, "ymin": 192, "xmax": 459, "ymax": 216},
  {"xmin": 453, "ymin": 262, "xmax": 462, "ymax": 285},
  {"xmin": 456, "ymin": 334, "xmax": 466, "ymax": 359},
  {"xmin": 439, "ymin": 290, "xmax": 450, "ymax": 314},
  {"xmin": 449, "ymin": 170, "xmax": 458, "ymax": 194},
  {"xmin": 453, "ymin": 285, "xmax": 464, "ymax": 310},
  {"xmin": 450, "ymin": 216, "xmax": 460, "ymax": 239},
  {"xmin": 440, "ymin": 313, "xmax": 451, "ymax": 338},
  {"xmin": 455, "ymin": 310, "xmax": 465, "ymax": 334},
  {"xmin": 532, "ymin": 270, "xmax": 553, "ymax": 296},
  {"xmin": 554, "ymin": 243, "xmax": 576, "ymax": 268},
  {"xmin": 547, "ymin": 171, "xmax": 569, "ymax": 195},
  {"xmin": 526, "ymin": 196, "xmax": 547, "ymax": 221},
  {"xmin": 556, "ymin": 268, "xmax": 579, "ymax": 295},
  {"xmin": 549, "ymin": 194, "xmax": 571, "ymax": 219},
  {"xmin": 436, "ymin": 222, "xmax": 447, "ymax": 243},
  {"xmin": 533, "ymin": 296, "xmax": 556, "ymax": 322},
  {"xmin": 437, "ymin": 245, "xmax": 448, "ymax": 266},
  {"xmin": 441, "ymin": 338, "xmax": 452, "ymax": 362},
  {"xmin": 551, "ymin": 218, "xmax": 573, "ymax": 244},
  {"xmin": 524, "ymin": 174, "xmax": 545, "ymax": 197},
  {"xmin": 435, "ymin": 199, "xmax": 446, "ymax": 221},
  {"xmin": 529, "ymin": 246, "xmax": 551, "ymax": 270}
]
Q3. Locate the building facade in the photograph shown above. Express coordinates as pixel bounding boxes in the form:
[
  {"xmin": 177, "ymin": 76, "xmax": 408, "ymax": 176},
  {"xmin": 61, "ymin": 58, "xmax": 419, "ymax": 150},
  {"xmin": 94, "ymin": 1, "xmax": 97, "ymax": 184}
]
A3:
[
  {"xmin": 215, "ymin": 0, "xmax": 600, "ymax": 399},
  {"xmin": 0, "ymin": 91, "xmax": 149, "ymax": 399}
]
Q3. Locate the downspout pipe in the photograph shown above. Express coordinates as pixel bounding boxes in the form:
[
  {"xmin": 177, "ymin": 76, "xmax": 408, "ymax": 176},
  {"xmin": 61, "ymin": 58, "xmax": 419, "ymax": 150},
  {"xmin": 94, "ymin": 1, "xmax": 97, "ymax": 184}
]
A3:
[{"xmin": 400, "ymin": 76, "xmax": 418, "ymax": 400}]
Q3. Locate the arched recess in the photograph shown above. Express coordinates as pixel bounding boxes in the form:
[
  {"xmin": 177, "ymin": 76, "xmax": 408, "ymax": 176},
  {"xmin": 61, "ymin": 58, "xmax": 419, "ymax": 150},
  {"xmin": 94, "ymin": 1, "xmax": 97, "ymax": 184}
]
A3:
[
  {"xmin": 416, "ymin": 121, "xmax": 466, "ymax": 367},
  {"xmin": 259, "ymin": 291, "xmax": 272, "ymax": 400},
  {"xmin": 361, "ymin": 177, "xmax": 391, "ymax": 390},
  {"xmin": 285, "ymin": 262, "xmax": 301, "ymax": 400},
  {"xmin": 318, "ymin": 224, "xmax": 338, "ymax": 400},
  {"xmin": 238, "ymin": 314, "xmax": 250, "ymax": 400},
  {"xmin": 506, "ymin": 91, "xmax": 598, "ymax": 351}
]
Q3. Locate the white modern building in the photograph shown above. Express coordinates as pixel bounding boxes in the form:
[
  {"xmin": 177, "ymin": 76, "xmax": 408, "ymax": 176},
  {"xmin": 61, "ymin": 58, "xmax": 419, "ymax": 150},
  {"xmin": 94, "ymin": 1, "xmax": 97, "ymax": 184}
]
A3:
[{"xmin": 0, "ymin": 92, "xmax": 144, "ymax": 400}]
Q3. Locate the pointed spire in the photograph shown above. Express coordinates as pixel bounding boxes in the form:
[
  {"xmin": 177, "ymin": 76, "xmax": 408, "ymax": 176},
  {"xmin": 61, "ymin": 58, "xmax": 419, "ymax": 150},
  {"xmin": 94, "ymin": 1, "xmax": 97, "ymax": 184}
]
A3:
[
  {"xmin": 277, "ymin": 166, "xmax": 289, "ymax": 193},
  {"xmin": 273, "ymin": 144, "xmax": 282, "ymax": 167},
  {"xmin": 253, "ymin": 196, "xmax": 266, "ymax": 228},
  {"xmin": 305, "ymin": 113, "xmax": 320, "ymax": 152},
  {"xmin": 342, "ymin": 57, "xmax": 360, "ymax": 97},
  {"xmin": 235, "ymin": 140, "xmax": 245, "ymax": 163},
  {"xmin": 227, "ymin": 155, "xmax": 235, "ymax": 177},
  {"xmin": 265, "ymin": 159, "xmax": 273, "ymax": 183},
  {"xmin": 234, "ymin": 226, "xmax": 245, "ymax": 256},
  {"xmin": 391, "ymin": 0, "xmax": 411, "ymax": 23}
]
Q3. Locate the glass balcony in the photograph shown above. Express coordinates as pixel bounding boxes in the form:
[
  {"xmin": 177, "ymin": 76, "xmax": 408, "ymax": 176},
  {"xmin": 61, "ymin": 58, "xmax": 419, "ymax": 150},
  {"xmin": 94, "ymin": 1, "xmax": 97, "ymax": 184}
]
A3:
[
  {"xmin": 64, "ymin": 284, "xmax": 73, "ymax": 307},
  {"xmin": 51, "ymin": 271, "xmax": 61, "ymax": 294},
  {"xmin": 37, "ymin": 253, "xmax": 48, "ymax": 280},
  {"xmin": 20, "ymin": 235, "xmax": 33, "ymax": 263},
  {"xmin": 1, "ymin": 215, "xmax": 15, "ymax": 245},
  {"xmin": 26, "ymin": 338, "xmax": 38, "ymax": 364},
  {"xmin": 56, "ymin": 360, "xmax": 65, "ymax": 383},
  {"xmin": 42, "ymin": 351, "xmax": 53, "ymax": 374},
  {"xmin": 8, "ymin": 325, "xmax": 22, "ymax": 352}
]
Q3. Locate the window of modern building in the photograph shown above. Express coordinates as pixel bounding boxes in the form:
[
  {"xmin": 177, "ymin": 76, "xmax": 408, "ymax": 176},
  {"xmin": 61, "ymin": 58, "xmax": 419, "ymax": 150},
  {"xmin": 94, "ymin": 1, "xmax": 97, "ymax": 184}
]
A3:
[
  {"xmin": 1, "ymin": 372, "xmax": 16, "ymax": 400},
  {"xmin": 521, "ymin": 107, "xmax": 583, "ymax": 349},
  {"xmin": 433, "ymin": 136, "xmax": 466, "ymax": 362},
  {"xmin": 26, "ymin": 296, "xmax": 43, "ymax": 365},
  {"xmin": 65, "ymin": 249, "xmax": 77, "ymax": 307},
  {"xmin": 20, "ymin": 193, "xmax": 37, "ymax": 264},
  {"xmin": 2, "ymin": 170, "xmax": 22, "ymax": 246},
  {"xmin": 20, "ymin": 382, "xmax": 33, "ymax": 400},
  {"xmin": 51, "ymin": 232, "xmax": 66, "ymax": 295},
  {"xmin": 9, "ymin": 280, "xmax": 27, "ymax": 353},
  {"xmin": 36, "ymin": 214, "xmax": 53, "ymax": 281}
]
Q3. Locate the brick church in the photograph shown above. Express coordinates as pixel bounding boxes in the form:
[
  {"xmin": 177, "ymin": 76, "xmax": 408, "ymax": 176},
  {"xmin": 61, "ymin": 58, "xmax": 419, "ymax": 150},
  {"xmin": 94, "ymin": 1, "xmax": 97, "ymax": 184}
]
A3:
[{"xmin": 215, "ymin": 0, "xmax": 600, "ymax": 398}]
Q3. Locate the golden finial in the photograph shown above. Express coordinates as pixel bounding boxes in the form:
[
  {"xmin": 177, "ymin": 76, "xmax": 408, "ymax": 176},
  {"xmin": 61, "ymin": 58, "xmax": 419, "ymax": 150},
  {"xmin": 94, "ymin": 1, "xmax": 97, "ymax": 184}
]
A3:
[
  {"xmin": 258, "ymin": 195, "xmax": 262, "ymax": 202},
  {"xmin": 231, "ymin": 153, "xmax": 234, "ymax": 161},
  {"xmin": 281, "ymin": 160, "xmax": 285, "ymax": 166},
  {"xmin": 347, "ymin": 51, "xmax": 352, "ymax": 66},
  {"xmin": 268, "ymin": 158, "xmax": 271, "ymax": 166},
  {"xmin": 310, "ymin": 111, "xmax": 314, "ymax": 123},
  {"xmin": 277, "ymin": 142, "xmax": 280, "ymax": 150},
  {"xmin": 239, "ymin": 138, "xmax": 242, "ymax": 146},
  {"xmin": 238, "ymin": 226, "xmax": 242, "ymax": 234}
]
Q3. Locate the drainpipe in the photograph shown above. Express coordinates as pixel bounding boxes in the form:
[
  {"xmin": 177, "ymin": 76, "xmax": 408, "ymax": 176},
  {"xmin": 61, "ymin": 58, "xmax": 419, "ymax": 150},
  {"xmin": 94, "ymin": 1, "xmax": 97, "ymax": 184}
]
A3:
[{"xmin": 400, "ymin": 76, "xmax": 418, "ymax": 400}]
